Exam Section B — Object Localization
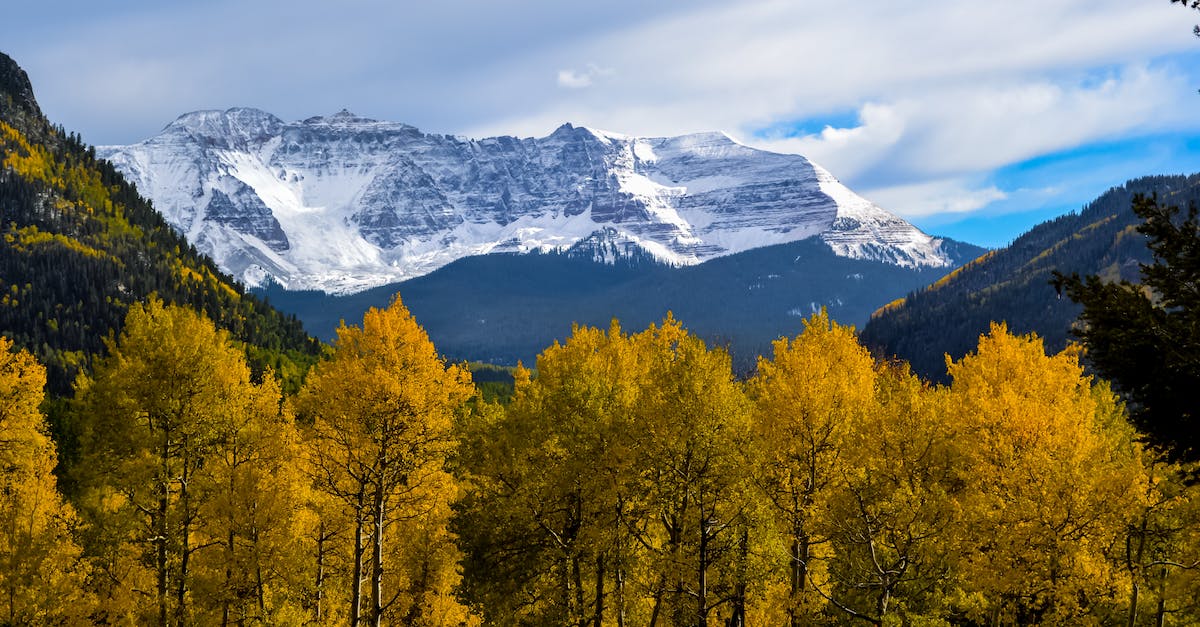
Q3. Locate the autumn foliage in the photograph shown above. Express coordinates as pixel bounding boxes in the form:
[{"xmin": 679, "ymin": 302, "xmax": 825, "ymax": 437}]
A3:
[{"xmin": 3, "ymin": 300, "xmax": 1199, "ymax": 625}]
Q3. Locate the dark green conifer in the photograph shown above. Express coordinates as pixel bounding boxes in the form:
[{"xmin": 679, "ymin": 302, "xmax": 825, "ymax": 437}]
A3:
[{"xmin": 1054, "ymin": 194, "xmax": 1200, "ymax": 463}]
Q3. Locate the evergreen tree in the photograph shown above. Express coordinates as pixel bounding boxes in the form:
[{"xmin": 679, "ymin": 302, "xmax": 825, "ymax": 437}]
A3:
[{"xmin": 1054, "ymin": 194, "xmax": 1200, "ymax": 463}]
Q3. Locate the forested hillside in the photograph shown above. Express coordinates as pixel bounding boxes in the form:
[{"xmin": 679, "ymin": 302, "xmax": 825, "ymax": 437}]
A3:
[
  {"xmin": 860, "ymin": 174, "xmax": 1200, "ymax": 381},
  {"xmin": 0, "ymin": 52, "xmax": 319, "ymax": 393},
  {"xmin": 260, "ymin": 237, "xmax": 984, "ymax": 373}
]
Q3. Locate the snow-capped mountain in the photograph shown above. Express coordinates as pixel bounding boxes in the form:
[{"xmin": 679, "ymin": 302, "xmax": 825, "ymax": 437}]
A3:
[{"xmin": 100, "ymin": 108, "xmax": 954, "ymax": 295}]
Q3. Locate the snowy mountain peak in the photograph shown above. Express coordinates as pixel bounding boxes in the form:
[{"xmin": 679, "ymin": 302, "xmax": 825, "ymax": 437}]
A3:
[
  {"xmin": 99, "ymin": 111, "xmax": 956, "ymax": 295},
  {"xmin": 298, "ymin": 109, "xmax": 404, "ymax": 129},
  {"xmin": 166, "ymin": 108, "xmax": 285, "ymax": 141}
]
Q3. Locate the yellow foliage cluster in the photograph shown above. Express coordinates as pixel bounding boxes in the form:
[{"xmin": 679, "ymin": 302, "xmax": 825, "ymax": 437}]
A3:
[
  {"xmin": 458, "ymin": 312, "xmax": 1200, "ymax": 626},
  {"xmin": 1, "ymin": 121, "xmax": 115, "ymax": 216},
  {"xmin": 5, "ymin": 298, "xmax": 1199, "ymax": 625},
  {"xmin": 0, "ymin": 338, "xmax": 89, "ymax": 624},
  {"xmin": 50, "ymin": 296, "xmax": 477, "ymax": 626},
  {"xmin": 4, "ymin": 224, "xmax": 107, "ymax": 260},
  {"xmin": 297, "ymin": 296, "xmax": 476, "ymax": 626},
  {"xmin": 172, "ymin": 259, "xmax": 238, "ymax": 298},
  {"xmin": 929, "ymin": 249, "xmax": 998, "ymax": 291}
]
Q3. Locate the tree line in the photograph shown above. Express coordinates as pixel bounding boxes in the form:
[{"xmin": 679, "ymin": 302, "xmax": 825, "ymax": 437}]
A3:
[{"xmin": 2, "ymin": 294, "xmax": 1198, "ymax": 626}]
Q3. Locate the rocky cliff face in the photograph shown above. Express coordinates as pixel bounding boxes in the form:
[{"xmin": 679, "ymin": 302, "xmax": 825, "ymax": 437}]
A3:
[{"xmin": 101, "ymin": 108, "xmax": 955, "ymax": 294}]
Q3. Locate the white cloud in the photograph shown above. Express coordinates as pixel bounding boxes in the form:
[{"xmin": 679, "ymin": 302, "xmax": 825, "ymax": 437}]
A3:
[
  {"xmin": 557, "ymin": 69, "xmax": 593, "ymax": 89},
  {"xmin": 556, "ymin": 64, "xmax": 614, "ymax": 89},
  {"xmin": 465, "ymin": 0, "xmax": 1196, "ymax": 134},
  {"xmin": 747, "ymin": 103, "xmax": 906, "ymax": 181},
  {"xmin": 862, "ymin": 179, "xmax": 1009, "ymax": 218},
  {"xmin": 750, "ymin": 64, "xmax": 1193, "ymax": 181}
]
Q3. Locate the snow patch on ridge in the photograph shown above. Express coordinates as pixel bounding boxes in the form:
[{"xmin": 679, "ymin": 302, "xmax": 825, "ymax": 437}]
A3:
[{"xmin": 99, "ymin": 108, "xmax": 954, "ymax": 294}]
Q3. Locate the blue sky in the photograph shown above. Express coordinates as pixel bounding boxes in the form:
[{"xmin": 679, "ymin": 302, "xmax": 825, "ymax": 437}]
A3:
[{"xmin": 3, "ymin": 0, "xmax": 1200, "ymax": 247}]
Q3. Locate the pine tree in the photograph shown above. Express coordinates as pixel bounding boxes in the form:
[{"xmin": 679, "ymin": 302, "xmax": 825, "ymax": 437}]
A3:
[{"xmin": 1054, "ymin": 194, "xmax": 1200, "ymax": 463}]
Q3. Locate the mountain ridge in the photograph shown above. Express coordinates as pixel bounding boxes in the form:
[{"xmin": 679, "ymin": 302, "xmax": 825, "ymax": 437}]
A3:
[{"xmin": 100, "ymin": 107, "xmax": 961, "ymax": 294}]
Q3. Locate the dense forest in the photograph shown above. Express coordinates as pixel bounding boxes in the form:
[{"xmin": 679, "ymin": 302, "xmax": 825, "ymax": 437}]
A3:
[{"xmin": 4, "ymin": 296, "xmax": 1198, "ymax": 625}]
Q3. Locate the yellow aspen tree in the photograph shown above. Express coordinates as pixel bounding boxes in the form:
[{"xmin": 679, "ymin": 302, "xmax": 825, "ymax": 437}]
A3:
[
  {"xmin": 746, "ymin": 310, "xmax": 874, "ymax": 625},
  {"xmin": 821, "ymin": 363, "xmax": 965, "ymax": 625},
  {"xmin": 74, "ymin": 298, "xmax": 295, "ymax": 626},
  {"xmin": 192, "ymin": 372, "xmax": 310, "ymax": 625},
  {"xmin": 456, "ymin": 320, "xmax": 651, "ymax": 626},
  {"xmin": 629, "ymin": 315, "xmax": 754, "ymax": 627},
  {"xmin": 1120, "ymin": 459, "xmax": 1200, "ymax": 626},
  {"xmin": 297, "ymin": 295, "xmax": 475, "ymax": 627},
  {"xmin": 946, "ymin": 323, "xmax": 1145, "ymax": 624},
  {"xmin": 0, "ymin": 337, "xmax": 90, "ymax": 624},
  {"xmin": 293, "ymin": 472, "xmax": 353, "ymax": 625}
]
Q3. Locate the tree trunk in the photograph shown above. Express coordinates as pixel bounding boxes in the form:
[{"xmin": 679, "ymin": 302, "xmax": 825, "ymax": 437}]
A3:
[
  {"xmin": 573, "ymin": 555, "xmax": 585, "ymax": 626},
  {"xmin": 175, "ymin": 444, "xmax": 190, "ymax": 624},
  {"xmin": 593, "ymin": 555, "xmax": 605, "ymax": 627},
  {"xmin": 729, "ymin": 528, "xmax": 748, "ymax": 627},
  {"xmin": 157, "ymin": 431, "xmax": 171, "ymax": 627},
  {"xmin": 876, "ymin": 584, "xmax": 891, "ymax": 624},
  {"xmin": 648, "ymin": 571, "xmax": 667, "ymax": 627},
  {"xmin": 156, "ymin": 501, "xmax": 169, "ymax": 627},
  {"xmin": 370, "ymin": 480, "xmax": 385, "ymax": 627},
  {"xmin": 698, "ymin": 513, "xmax": 709, "ymax": 627},
  {"xmin": 1127, "ymin": 513, "xmax": 1148, "ymax": 627},
  {"xmin": 222, "ymin": 527, "xmax": 234, "ymax": 627},
  {"xmin": 667, "ymin": 503, "xmax": 686, "ymax": 627},
  {"xmin": 550, "ymin": 551, "xmax": 565, "ymax": 623},
  {"xmin": 1155, "ymin": 565, "xmax": 1168, "ymax": 627},
  {"xmin": 315, "ymin": 522, "xmax": 326, "ymax": 623},
  {"xmin": 254, "ymin": 523, "xmax": 265, "ymax": 617},
  {"xmin": 176, "ymin": 444, "xmax": 193, "ymax": 627},
  {"xmin": 789, "ymin": 524, "xmax": 810, "ymax": 627},
  {"xmin": 350, "ymin": 493, "xmax": 365, "ymax": 627},
  {"xmin": 614, "ymin": 500, "xmax": 627, "ymax": 627},
  {"xmin": 7, "ymin": 574, "xmax": 13, "ymax": 626},
  {"xmin": 615, "ymin": 560, "xmax": 626, "ymax": 627}
]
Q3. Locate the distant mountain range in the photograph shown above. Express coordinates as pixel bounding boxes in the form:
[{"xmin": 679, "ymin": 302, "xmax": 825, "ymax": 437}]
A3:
[
  {"xmin": 99, "ymin": 108, "xmax": 967, "ymax": 295},
  {"xmin": 860, "ymin": 173, "xmax": 1200, "ymax": 382}
]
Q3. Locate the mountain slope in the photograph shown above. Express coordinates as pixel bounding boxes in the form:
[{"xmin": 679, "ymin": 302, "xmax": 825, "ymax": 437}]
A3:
[
  {"xmin": 0, "ymin": 52, "xmax": 320, "ymax": 392},
  {"xmin": 859, "ymin": 174, "xmax": 1200, "ymax": 382},
  {"xmin": 258, "ymin": 237, "xmax": 984, "ymax": 373},
  {"xmin": 101, "ymin": 108, "xmax": 959, "ymax": 294}
]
